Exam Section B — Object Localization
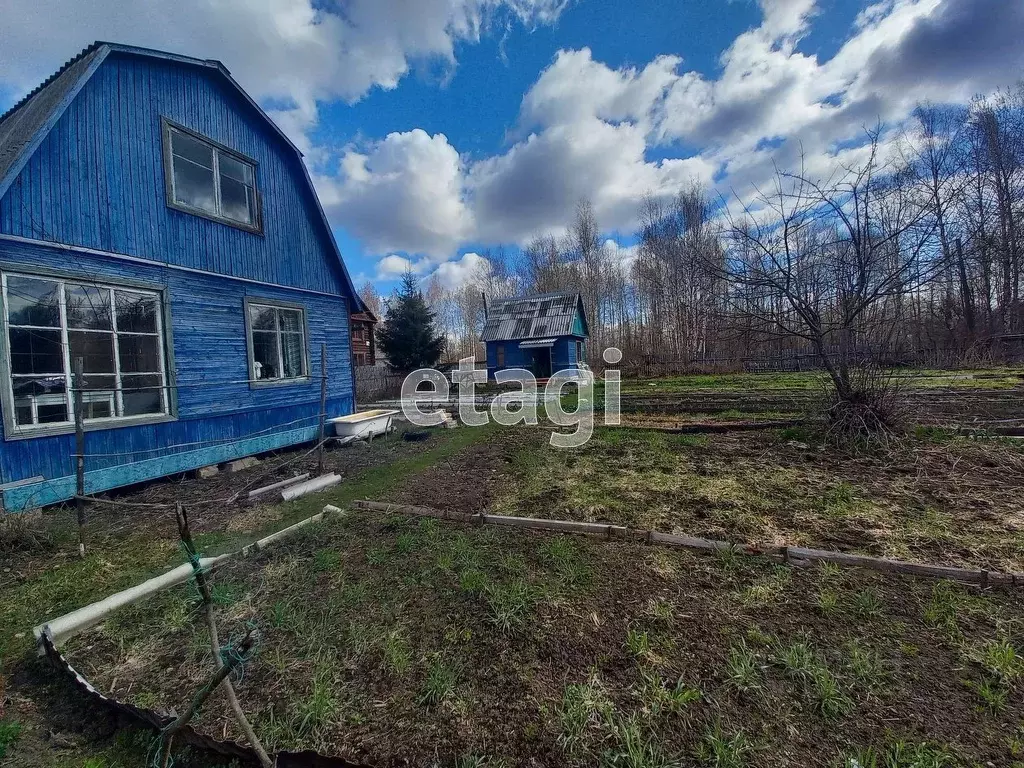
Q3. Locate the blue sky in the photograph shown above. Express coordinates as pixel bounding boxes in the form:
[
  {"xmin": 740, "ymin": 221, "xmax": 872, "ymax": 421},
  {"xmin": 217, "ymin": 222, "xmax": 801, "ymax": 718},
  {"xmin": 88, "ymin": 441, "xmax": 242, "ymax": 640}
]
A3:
[{"xmin": 2, "ymin": 0, "xmax": 1023, "ymax": 294}]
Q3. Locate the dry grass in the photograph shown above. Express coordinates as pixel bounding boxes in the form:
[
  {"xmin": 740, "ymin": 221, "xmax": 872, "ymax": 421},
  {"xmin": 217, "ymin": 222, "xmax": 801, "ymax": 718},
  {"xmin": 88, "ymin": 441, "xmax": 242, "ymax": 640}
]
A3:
[{"xmin": 489, "ymin": 428, "xmax": 1024, "ymax": 572}]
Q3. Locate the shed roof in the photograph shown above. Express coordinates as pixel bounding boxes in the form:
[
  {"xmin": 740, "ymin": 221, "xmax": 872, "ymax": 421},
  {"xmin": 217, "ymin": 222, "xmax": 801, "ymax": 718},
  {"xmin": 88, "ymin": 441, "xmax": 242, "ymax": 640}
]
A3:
[
  {"xmin": 0, "ymin": 41, "xmax": 366, "ymax": 312},
  {"xmin": 480, "ymin": 291, "xmax": 588, "ymax": 342}
]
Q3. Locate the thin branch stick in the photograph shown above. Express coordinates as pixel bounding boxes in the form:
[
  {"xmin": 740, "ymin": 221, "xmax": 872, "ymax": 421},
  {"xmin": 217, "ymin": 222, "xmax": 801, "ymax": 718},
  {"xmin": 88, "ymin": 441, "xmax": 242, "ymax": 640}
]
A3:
[
  {"xmin": 158, "ymin": 628, "xmax": 256, "ymax": 768},
  {"xmin": 175, "ymin": 503, "xmax": 274, "ymax": 768}
]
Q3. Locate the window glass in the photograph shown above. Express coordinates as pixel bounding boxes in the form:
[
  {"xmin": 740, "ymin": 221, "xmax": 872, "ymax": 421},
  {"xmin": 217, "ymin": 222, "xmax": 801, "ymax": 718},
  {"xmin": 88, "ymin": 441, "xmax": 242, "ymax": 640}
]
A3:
[
  {"xmin": 279, "ymin": 309, "xmax": 303, "ymax": 333},
  {"xmin": 281, "ymin": 332, "xmax": 304, "ymax": 378},
  {"xmin": 7, "ymin": 276, "xmax": 60, "ymax": 327},
  {"xmin": 115, "ymin": 292, "xmax": 158, "ymax": 333},
  {"xmin": 122, "ymin": 375, "xmax": 164, "ymax": 416},
  {"xmin": 168, "ymin": 127, "xmax": 257, "ymax": 228},
  {"xmin": 172, "ymin": 130, "xmax": 214, "ymax": 168},
  {"xmin": 117, "ymin": 334, "xmax": 161, "ymax": 373},
  {"xmin": 9, "ymin": 329, "xmax": 64, "ymax": 374},
  {"xmin": 219, "ymin": 176, "xmax": 253, "ymax": 224},
  {"xmin": 66, "ymin": 284, "xmax": 112, "ymax": 329},
  {"xmin": 249, "ymin": 305, "xmax": 277, "ymax": 331},
  {"xmin": 251, "ymin": 330, "xmax": 280, "ymax": 380},
  {"xmin": 248, "ymin": 303, "xmax": 306, "ymax": 382},
  {"xmin": 172, "ymin": 157, "xmax": 217, "ymax": 214},
  {"xmin": 3, "ymin": 273, "xmax": 168, "ymax": 430},
  {"xmin": 218, "ymin": 154, "xmax": 252, "ymax": 184},
  {"xmin": 68, "ymin": 331, "xmax": 116, "ymax": 373},
  {"xmin": 13, "ymin": 378, "xmax": 67, "ymax": 425}
]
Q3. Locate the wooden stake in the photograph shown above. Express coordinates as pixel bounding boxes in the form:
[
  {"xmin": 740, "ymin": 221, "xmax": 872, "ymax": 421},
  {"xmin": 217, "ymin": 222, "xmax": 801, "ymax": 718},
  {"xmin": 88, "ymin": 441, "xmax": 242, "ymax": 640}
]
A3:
[
  {"xmin": 158, "ymin": 627, "xmax": 256, "ymax": 768},
  {"xmin": 73, "ymin": 357, "xmax": 86, "ymax": 558},
  {"xmin": 318, "ymin": 342, "xmax": 328, "ymax": 473},
  {"xmin": 175, "ymin": 503, "xmax": 274, "ymax": 768}
]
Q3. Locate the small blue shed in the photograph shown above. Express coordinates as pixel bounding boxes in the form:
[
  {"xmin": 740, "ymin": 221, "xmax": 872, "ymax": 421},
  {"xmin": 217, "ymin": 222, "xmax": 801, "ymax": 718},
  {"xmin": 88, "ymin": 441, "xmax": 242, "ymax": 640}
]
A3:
[
  {"xmin": 481, "ymin": 291, "xmax": 589, "ymax": 380},
  {"xmin": 0, "ymin": 42, "xmax": 364, "ymax": 511}
]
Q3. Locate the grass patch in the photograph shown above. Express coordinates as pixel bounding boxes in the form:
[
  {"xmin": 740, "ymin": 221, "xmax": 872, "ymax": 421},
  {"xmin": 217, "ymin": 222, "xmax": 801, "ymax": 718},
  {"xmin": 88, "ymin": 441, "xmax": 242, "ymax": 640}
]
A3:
[
  {"xmin": 625, "ymin": 627, "xmax": 652, "ymax": 659},
  {"xmin": 558, "ymin": 674, "xmax": 613, "ymax": 756},
  {"xmin": 313, "ymin": 549, "xmax": 342, "ymax": 572},
  {"xmin": 725, "ymin": 641, "xmax": 761, "ymax": 692},
  {"xmin": 636, "ymin": 666, "xmax": 701, "ymax": 717},
  {"xmin": 484, "ymin": 578, "xmax": 535, "ymax": 633},
  {"xmin": 419, "ymin": 656, "xmax": 459, "ymax": 706},
  {"xmin": 0, "ymin": 720, "xmax": 22, "ymax": 759},
  {"xmin": 837, "ymin": 740, "xmax": 957, "ymax": 767},
  {"xmin": 696, "ymin": 722, "xmax": 752, "ymax": 767}
]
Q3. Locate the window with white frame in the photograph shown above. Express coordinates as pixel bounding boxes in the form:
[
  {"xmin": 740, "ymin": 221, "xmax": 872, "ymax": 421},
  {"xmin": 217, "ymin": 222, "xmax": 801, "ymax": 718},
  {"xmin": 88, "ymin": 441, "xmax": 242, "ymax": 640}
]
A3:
[
  {"xmin": 247, "ymin": 302, "xmax": 307, "ymax": 382},
  {"xmin": 165, "ymin": 122, "xmax": 260, "ymax": 230},
  {"xmin": 2, "ymin": 273, "xmax": 170, "ymax": 431}
]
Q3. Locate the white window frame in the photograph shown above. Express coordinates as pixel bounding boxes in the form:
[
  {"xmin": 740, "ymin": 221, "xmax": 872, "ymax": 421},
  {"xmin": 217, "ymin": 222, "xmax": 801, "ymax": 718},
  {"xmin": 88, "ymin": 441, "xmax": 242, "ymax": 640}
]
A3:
[
  {"xmin": 0, "ymin": 271, "xmax": 173, "ymax": 438},
  {"xmin": 162, "ymin": 119, "xmax": 262, "ymax": 234},
  {"xmin": 244, "ymin": 298, "xmax": 310, "ymax": 387}
]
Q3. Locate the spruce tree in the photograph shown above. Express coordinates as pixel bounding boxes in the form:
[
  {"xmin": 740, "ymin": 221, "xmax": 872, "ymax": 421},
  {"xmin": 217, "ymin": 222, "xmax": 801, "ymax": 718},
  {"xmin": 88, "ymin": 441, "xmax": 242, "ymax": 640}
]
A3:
[{"xmin": 376, "ymin": 271, "xmax": 445, "ymax": 370}]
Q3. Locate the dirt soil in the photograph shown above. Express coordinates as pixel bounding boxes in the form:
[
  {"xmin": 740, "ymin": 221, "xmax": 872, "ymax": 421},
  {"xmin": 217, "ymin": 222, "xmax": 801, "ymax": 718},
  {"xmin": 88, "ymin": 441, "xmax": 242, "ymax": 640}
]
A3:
[
  {"xmin": 1, "ymin": 425, "xmax": 429, "ymax": 584},
  {"xmin": 60, "ymin": 505, "xmax": 1024, "ymax": 768},
  {"xmin": 0, "ymin": 424, "xmax": 485, "ymax": 768},
  {"xmin": 475, "ymin": 428, "xmax": 1024, "ymax": 574},
  {"xmin": 382, "ymin": 427, "xmax": 548, "ymax": 514}
]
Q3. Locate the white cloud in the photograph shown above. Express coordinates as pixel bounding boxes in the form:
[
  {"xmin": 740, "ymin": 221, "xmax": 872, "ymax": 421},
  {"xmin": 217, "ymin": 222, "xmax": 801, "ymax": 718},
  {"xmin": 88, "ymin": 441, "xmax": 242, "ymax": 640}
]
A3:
[
  {"xmin": 375, "ymin": 253, "xmax": 431, "ymax": 279},
  {"xmin": 319, "ymin": 129, "xmax": 472, "ymax": 259},
  {"xmin": 430, "ymin": 252, "xmax": 491, "ymax": 290},
  {"xmin": 0, "ymin": 0, "xmax": 569, "ymax": 148},
  {"xmin": 602, "ymin": 239, "xmax": 639, "ymax": 272}
]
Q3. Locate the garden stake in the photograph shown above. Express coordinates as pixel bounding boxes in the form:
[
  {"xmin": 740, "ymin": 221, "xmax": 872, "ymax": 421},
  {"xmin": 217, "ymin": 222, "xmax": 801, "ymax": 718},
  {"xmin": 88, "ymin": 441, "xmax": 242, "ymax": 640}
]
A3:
[
  {"xmin": 157, "ymin": 628, "xmax": 256, "ymax": 768},
  {"xmin": 175, "ymin": 503, "xmax": 273, "ymax": 768}
]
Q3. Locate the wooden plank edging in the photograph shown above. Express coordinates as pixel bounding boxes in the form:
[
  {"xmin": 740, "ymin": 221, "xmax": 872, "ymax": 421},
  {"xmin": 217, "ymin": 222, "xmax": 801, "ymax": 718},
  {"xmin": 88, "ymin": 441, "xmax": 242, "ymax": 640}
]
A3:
[{"xmin": 353, "ymin": 500, "xmax": 1024, "ymax": 587}]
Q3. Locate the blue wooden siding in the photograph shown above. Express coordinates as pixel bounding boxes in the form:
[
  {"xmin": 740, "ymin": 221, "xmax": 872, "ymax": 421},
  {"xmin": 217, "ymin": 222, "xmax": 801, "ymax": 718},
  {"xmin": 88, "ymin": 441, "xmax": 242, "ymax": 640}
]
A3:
[
  {"xmin": 486, "ymin": 337, "xmax": 583, "ymax": 380},
  {"xmin": 0, "ymin": 52, "xmax": 347, "ymax": 296},
  {"xmin": 0, "ymin": 238, "xmax": 353, "ymax": 510}
]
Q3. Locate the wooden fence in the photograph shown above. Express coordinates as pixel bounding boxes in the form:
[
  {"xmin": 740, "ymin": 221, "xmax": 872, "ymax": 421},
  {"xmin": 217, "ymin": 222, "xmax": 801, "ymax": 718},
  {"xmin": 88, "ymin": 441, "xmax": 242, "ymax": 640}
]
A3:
[{"xmin": 355, "ymin": 366, "xmax": 404, "ymax": 404}]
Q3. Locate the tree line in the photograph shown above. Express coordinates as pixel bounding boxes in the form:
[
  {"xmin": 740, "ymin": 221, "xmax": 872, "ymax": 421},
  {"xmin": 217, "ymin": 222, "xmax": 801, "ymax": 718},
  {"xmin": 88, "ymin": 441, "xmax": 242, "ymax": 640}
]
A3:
[{"xmin": 362, "ymin": 87, "xmax": 1024, "ymax": 379}]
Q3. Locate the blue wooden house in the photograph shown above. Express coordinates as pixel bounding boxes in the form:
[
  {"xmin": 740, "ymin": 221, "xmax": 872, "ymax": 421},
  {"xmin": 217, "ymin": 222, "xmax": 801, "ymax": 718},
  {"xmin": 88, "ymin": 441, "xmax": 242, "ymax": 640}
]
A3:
[
  {"xmin": 0, "ymin": 42, "xmax": 364, "ymax": 511},
  {"xmin": 481, "ymin": 291, "xmax": 589, "ymax": 380}
]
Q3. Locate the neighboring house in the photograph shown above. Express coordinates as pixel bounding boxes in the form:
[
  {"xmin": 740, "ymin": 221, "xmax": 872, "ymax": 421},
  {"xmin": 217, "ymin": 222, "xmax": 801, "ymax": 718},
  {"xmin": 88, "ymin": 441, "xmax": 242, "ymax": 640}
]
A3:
[
  {"xmin": 480, "ymin": 291, "xmax": 589, "ymax": 380},
  {"xmin": 350, "ymin": 309, "xmax": 377, "ymax": 367},
  {"xmin": 0, "ymin": 42, "xmax": 365, "ymax": 511}
]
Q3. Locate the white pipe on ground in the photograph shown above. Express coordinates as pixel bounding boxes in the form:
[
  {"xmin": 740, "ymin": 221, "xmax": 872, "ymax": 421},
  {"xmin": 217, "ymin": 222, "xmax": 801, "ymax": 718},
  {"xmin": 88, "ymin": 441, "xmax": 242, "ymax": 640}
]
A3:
[
  {"xmin": 247, "ymin": 473, "xmax": 311, "ymax": 499},
  {"xmin": 33, "ymin": 554, "xmax": 229, "ymax": 652},
  {"xmin": 279, "ymin": 473, "xmax": 341, "ymax": 501}
]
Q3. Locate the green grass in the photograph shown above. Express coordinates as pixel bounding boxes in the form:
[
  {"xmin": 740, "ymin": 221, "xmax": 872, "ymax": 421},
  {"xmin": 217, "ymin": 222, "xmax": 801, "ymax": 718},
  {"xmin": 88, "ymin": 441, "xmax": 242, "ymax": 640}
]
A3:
[
  {"xmin": 625, "ymin": 627, "xmax": 652, "ymax": 659},
  {"xmin": 419, "ymin": 656, "xmax": 459, "ymax": 706},
  {"xmin": 602, "ymin": 714, "xmax": 678, "ymax": 768},
  {"xmin": 296, "ymin": 662, "xmax": 339, "ymax": 735},
  {"xmin": 313, "ymin": 549, "xmax": 342, "ymax": 572},
  {"xmin": 636, "ymin": 666, "xmax": 701, "ymax": 717},
  {"xmin": 696, "ymin": 722, "xmax": 752, "ymax": 768},
  {"xmin": 558, "ymin": 675, "xmax": 612, "ymax": 755},
  {"xmin": 0, "ymin": 720, "xmax": 22, "ymax": 759},
  {"xmin": 972, "ymin": 637, "xmax": 1022, "ymax": 682},
  {"xmin": 617, "ymin": 368, "xmax": 1023, "ymax": 396},
  {"xmin": 725, "ymin": 641, "xmax": 762, "ymax": 692},
  {"xmin": 381, "ymin": 629, "xmax": 412, "ymax": 675},
  {"xmin": 1, "ymin": 424, "xmax": 499, "ymax": 665},
  {"xmin": 836, "ymin": 740, "xmax": 957, "ymax": 768},
  {"xmin": 484, "ymin": 578, "xmax": 535, "ymax": 633}
]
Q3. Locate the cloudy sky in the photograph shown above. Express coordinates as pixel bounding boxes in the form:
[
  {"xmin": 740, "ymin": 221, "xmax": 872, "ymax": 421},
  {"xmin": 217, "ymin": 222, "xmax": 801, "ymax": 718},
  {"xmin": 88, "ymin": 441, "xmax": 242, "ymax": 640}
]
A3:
[{"xmin": 1, "ymin": 0, "xmax": 1022, "ymax": 291}]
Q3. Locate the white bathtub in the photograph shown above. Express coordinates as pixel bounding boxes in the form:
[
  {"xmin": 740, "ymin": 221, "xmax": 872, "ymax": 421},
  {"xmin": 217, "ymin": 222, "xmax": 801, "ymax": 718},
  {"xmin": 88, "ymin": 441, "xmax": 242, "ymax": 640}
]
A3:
[{"xmin": 329, "ymin": 409, "xmax": 398, "ymax": 440}]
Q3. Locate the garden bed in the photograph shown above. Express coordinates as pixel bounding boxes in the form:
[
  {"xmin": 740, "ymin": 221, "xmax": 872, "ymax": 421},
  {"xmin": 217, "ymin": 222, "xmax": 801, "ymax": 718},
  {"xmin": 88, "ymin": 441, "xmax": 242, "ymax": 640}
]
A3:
[
  {"xmin": 61, "ymin": 508, "xmax": 1023, "ymax": 767},
  {"xmin": 389, "ymin": 427, "xmax": 1024, "ymax": 574}
]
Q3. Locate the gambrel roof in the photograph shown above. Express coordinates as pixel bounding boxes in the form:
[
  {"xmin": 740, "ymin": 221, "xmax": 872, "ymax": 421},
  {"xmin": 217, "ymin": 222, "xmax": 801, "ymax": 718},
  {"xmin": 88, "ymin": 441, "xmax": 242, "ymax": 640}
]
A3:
[
  {"xmin": 481, "ymin": 291, "xmax": 589, "ymax": 342},
  {"xmin": 0, "ymin": 41, "xmax": 366, "ymax": 311}
]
